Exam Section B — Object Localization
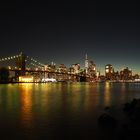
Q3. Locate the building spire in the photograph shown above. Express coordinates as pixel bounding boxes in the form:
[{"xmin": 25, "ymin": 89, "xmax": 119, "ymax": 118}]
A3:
[
  {"xmin": 85, "ymin": 53, "xmax": 88, "ymax": 60},
  {"xmin": 85, "ymin": 53, "xmax": 89, "ymax": 74}
]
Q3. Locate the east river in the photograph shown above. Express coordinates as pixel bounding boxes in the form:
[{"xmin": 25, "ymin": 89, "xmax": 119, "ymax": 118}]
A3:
[{"xmin": 0, "ymin": 82, "xmax": 140, "ymax": 140}]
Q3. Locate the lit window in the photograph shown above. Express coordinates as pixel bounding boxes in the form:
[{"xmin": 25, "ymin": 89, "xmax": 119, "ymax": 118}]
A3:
[{"xmin": 106, "ymin": 69, "xmax": 109, "ymax": 73}]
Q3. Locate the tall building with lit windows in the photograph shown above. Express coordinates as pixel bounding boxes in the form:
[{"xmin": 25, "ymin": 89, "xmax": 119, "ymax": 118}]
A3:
[
  {"xmin": 49, "ymin": 62, "xmax": 56, "ymax": 72},
  {"xmin": 88, "ymin": 61, "xmax": 96, "ymax": 77},
  {"xmin": 72, "ymin": 63, "xmax": 80, "ymax": 74},
  {"xmin": 85, "ymin": 54, "xmax": 89, "ymax": 74},
  {"xmin": 120, "ymin": 67, "xmax": 132, "ymax": 80},
  {"xmin": 105, "ymin": 64, "xmax": 114, "ymax": 80},
  {"xmin": 58, "ymin": 64, "xmax": 67, "ymax": 73}
]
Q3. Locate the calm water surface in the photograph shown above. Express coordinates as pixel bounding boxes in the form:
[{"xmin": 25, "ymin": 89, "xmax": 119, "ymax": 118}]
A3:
[{"xmin": 0, "ymin": 82, "xmax": 140, "ymax": 140}]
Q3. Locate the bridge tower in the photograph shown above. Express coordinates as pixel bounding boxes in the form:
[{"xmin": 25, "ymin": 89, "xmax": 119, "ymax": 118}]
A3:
[{"xmin": 15, "ymin": 52, "xmax": 26, "ymax": 76}]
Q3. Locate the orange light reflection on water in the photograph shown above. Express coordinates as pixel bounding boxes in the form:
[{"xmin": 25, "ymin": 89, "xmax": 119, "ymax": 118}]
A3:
[
  {"xmin": 104, "ymin": 82, "xmax": 111, "ymax": 106},
  {"xmin": 20, "ymin": 83, "xmax": 33, "ymax": 128}
]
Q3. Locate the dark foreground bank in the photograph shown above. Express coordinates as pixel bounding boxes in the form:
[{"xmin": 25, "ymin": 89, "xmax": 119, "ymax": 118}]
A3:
[{"xmin": 98, "ymin": 98, "xmax": 140, "ymax": 140}]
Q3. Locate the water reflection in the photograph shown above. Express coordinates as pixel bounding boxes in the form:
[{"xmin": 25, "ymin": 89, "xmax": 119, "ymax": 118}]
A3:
[
  {"xmin": 20, "ymin": 84, "xmax": 33, "ymax": 129},
  {"xmin": 104, "ymin": 82, "xmax": 111, "ymax": 107},
  {"xmin": 1, "ymin": 83, "xmax": 140, "ymax": 139}
]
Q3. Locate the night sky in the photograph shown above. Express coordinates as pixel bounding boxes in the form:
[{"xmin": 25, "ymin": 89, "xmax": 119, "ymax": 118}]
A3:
[{"xmin": 0, "ymin": 0, "xmax": 139, "ymax": 74}]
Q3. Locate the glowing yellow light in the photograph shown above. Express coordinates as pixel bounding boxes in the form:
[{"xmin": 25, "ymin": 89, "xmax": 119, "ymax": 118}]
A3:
[
  {"xmin": 106, "ymin": 69, "xmax": 109, "ymax": 73},
  {"xmin": 8, "ymin": 66, "xmax": 11, "ymax": 69},
  {"xmin": 19, "ymin": 76, "xmax": 34, "ymax": 83}
]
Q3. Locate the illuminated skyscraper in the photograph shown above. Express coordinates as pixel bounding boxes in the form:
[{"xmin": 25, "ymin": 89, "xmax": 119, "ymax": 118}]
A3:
[
  {"xmin": 85, "ymin": 54, "xmax": 89, "ymax": 74},
  {"xmin": 71, "ymin": 63, "xmax": 80, "ymax": 74},
  {"xmin": 58, "ymin": 64, "xmax": 67, "ymax": 73},
  {"xmin": 120, "ymin": 67, "xmax": 132, "ymax": 80},
  {"xmin": 88, "ymin": 60, "xmax": 96, "ymax": 77},
  {"xmin": 105, "ymin": 64, "xmax": 114, "ymax": 80}
]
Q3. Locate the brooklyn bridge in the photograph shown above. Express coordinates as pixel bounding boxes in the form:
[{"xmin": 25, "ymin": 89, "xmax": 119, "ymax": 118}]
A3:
[{"xmin": 0, "ymin": 52, "xmax": 89, "ymax": 82}]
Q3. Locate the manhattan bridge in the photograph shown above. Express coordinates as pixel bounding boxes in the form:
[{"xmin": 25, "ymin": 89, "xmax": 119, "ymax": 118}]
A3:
[{"xmin": 0, "ymin": 52, "xmax": 88, "ymax": 82}]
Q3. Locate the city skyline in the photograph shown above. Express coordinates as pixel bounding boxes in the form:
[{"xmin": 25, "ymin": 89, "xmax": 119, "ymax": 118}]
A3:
[
  {"xmin": 0, "ymin": 52, "xmax": 139, "ymax": 76},
  {"xmin": 0, "ymin": 51, "xmax": 138, "ymax": 83},
  {"xmin": 0, "ymin": 0, "xmax": 138, "ymax": 74}
]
